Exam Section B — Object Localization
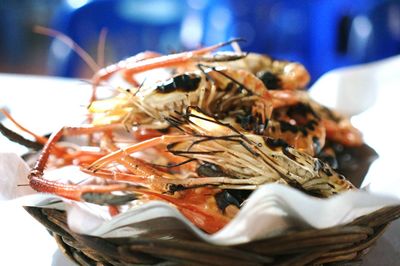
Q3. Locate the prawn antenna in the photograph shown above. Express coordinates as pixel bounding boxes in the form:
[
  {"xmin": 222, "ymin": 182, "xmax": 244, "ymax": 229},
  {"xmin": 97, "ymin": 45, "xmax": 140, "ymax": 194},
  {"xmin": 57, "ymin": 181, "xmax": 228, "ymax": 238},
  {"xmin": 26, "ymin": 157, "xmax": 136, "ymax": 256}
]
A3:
[
  {"xmin": 97, "ymin": 28, "xmax": 108, "ymax": 68},
  {"xmin": 0, "ymin": 123, "xmax": 43, "ymax": 151},
  {"xmin": 151, "ymin": 158, "xmax": 196, "ymax": 168},
  {"xmin": 165, "ymin": 115, "xmax": 186, "ymax": 132},
  {"xmin": 34, "ymin": 26, "xmax": 99, "ymax": 73},
  {"xmin": 225, "ymin": 37, "xmax": 246, "ymax": 46}
]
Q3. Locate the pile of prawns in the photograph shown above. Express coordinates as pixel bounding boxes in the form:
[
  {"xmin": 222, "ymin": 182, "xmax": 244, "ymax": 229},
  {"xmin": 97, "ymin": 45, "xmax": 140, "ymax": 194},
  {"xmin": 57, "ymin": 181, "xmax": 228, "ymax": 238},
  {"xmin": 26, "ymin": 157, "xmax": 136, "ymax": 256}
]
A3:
[{"xmin": 14, "ymin": 37, "xmax": 364, "ymax": 233}]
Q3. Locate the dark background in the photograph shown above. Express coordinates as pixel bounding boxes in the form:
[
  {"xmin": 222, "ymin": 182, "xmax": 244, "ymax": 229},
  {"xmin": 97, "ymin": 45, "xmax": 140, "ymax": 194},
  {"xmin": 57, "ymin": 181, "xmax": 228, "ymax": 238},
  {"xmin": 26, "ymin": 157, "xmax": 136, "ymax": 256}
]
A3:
[{"xmin": 1, "ymin": 0, "xmax": 400, "ymax": 83}]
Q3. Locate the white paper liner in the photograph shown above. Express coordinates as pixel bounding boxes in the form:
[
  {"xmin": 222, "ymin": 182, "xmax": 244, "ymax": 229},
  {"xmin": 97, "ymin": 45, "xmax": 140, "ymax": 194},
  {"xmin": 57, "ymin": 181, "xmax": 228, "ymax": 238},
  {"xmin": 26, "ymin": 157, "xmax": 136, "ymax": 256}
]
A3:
[{"xmin": 1, "ymin": 153, "xmax": 399, "ymax": 246}]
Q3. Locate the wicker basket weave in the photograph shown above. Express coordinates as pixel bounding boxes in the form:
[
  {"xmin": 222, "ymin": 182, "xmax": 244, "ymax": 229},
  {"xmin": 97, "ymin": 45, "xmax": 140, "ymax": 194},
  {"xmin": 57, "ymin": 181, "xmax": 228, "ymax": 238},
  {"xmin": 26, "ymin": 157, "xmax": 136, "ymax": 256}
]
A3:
[
  {"xmin": 25, "ymin": 205, "xmax": 400, "ymax": 266},
  {"xmin": 15, "ymin": 132, "xmax": 395, "ymax": 265}
]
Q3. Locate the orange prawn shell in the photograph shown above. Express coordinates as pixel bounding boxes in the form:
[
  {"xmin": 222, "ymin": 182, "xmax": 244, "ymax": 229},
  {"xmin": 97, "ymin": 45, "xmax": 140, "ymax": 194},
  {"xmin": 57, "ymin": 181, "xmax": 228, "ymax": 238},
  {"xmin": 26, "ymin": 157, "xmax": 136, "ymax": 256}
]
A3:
[{"xmin": 145, "ymin": 188, "xmax": 230, "ymax": 234}]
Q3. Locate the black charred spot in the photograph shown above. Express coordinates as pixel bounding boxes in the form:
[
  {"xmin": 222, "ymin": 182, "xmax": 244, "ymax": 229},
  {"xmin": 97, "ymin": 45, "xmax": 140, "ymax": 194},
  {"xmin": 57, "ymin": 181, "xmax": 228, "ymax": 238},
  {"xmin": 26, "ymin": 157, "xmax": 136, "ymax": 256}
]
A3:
[
  {"xmin": 305, "ymin": 189, "xmax": 328, "ymax": 198},
  {"xmin": 236, "ymin": 114, "xmax": 256, "ymax": 131},
  {"xmin": 279, "ymin": 121, "xmax": 308, "ymax": 136},
  {"xmin": 225, "ymin": 82, "xmax": 235, "ymax": 92},
  {"xmin": 227, "ymin": 189, "xmax": 252, "ymax": 204},
  {"xmin": 287, "ymin": 103, "xmax": 320, "ymax": 120},
  {"xmin": 265, "ymin": 137, "xmax": 290, "ymax": 151},
  {"xmin": 279, "ymin": 121, "xmax": 297, "ymax": 133},
  {"xmin": 305, "ymin": 120, "xmax": 319, "ymax": 131},
  {"xmin": 167, "ymin": 184, "xmax": 186, "ymax": 193},
  {"xmin": 282, "ymin": 177, "xmax": 324, "ymax": 197},
  {"xmin": 156, "ymin": 74, "xmax": 201, "ymax": 93},
  {"xmin": 215, "ymin": 191, "xmax": 241, "ymax": 212},
  {"xmin": 196, "ymin": 162, "xmax": 225, "ymax": 177},
  {"xmin": 166, "ymin": 142, "xmax": 178, "ymax": 152},
  {"xmin": 283, "ymin": 146, "xmax": 296, "ymax": 160},
  {"xmin": 322, "ymin": 167, "xmax": 333, "ymax": 177},
  {"xmin": 236, "ymin": 114, "xmax": 268, "ymax": 134},
  {"xmin": 157, "ymin": 127, "xmax": 170, "ymax": 133},
  {"xmin": 257, "ymin": 71, "xmax": 282, "ymax": 90}
]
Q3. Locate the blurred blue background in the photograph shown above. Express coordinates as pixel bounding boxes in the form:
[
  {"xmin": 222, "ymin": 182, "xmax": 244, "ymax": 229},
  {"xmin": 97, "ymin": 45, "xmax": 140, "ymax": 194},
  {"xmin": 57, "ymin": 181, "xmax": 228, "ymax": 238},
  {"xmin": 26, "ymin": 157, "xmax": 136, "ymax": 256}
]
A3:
[{"xmin": 1, "ymin": 0, "xmax": 400, "ymax": 83}]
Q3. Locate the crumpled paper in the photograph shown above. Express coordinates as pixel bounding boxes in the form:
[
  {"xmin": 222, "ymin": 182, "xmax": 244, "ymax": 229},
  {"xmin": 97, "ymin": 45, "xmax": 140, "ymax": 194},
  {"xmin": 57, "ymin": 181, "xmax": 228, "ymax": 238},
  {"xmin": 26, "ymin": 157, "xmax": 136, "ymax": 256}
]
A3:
[{"xmin": 1, "ymin": 153, "xmax": 399, "ymax": 246}]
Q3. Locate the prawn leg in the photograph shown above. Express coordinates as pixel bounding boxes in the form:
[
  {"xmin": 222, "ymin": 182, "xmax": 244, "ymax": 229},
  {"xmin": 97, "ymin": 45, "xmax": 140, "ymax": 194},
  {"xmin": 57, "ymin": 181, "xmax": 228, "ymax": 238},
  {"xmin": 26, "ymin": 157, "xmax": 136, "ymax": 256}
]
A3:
[
  {"xmin": 92, "ymin": 51, "xmax": 162, "ymax": 87},
  {"xmin": 88, "ymin": 135, "xmax": 194, "ymax": 170},
  {"xmin": 28, "ymin": 128, "xmax": 130, "ymax": 201},
  {"xmin": 92, "ymin": 38, "xmax": 243, "ymax": 88}
]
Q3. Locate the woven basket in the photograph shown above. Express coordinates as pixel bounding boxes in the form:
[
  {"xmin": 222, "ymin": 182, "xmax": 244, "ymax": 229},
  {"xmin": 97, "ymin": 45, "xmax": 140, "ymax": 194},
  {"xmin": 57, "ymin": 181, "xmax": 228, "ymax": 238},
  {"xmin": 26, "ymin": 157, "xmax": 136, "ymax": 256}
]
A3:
[
  {"xmin": 25, "ymin": 205, "xmax": 400, "ymax": 266},
  {"xmin": 16, "ymin": 132, "xmax": 396, "ymax": 265}
]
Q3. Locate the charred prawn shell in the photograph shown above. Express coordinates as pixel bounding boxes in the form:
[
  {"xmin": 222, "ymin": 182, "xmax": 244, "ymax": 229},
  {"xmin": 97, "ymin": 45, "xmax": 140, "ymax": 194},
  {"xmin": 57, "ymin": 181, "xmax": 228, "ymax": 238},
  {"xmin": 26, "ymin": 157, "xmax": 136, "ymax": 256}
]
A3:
[
  {"xmin": 257, "ymin": 71, "xmax": 282, "ymax": 90},
  {"xmin": 93, "ymin": 65, "xmax": 274, "ymax": 132},
  {"xmin": 156, "ymin": 74, "xmax": 201, "ymax": 94},
  {"xmin": 215, "ymin": 190, "xmax": 241, "ymax": 212},
  {"xmin": 159, "ymin": 107, "xmax": 355, "ymax": 197}
]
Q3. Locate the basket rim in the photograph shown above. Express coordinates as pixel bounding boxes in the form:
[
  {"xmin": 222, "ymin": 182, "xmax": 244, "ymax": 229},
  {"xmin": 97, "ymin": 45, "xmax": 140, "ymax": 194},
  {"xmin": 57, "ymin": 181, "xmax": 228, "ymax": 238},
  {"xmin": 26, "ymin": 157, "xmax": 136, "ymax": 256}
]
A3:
[{"xmin": 24, "ymin": 204, "xmax": 400, "ymax": 265}]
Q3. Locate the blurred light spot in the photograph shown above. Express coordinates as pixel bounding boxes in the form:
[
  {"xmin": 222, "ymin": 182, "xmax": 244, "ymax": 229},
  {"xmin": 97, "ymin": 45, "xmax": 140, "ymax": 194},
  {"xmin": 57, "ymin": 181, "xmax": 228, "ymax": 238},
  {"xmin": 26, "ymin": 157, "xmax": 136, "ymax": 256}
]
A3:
[
  {"xmin": 187, "ymin": 0, "xmax": 208, "ymax": 10},
  {"xmin": 50, "ymin": 39, "xmax": 71, "ymax": 63},
  {"xmin": 117, "ymin": 0, "xmax": 184, "ymax": 25},
  {"xmin": 348, "ymin": 16, "xmax": 372, "ymax": 60},
  {"xmin": 388, "ymin": 5, "xmax": 400, "ymax": 40},
  {"xmin": 353, "ymin": 16, "xmax": 372, "ymax": 39},
  {"xmin": 210, "ymin": 6, "xmax": 231, "ymax": 31},
  {"xmin": 66, "ymin": 0, "xmax": 89, "ymax": 9},
  {"xmin": 181, "ymin": 14, "xmax": 203, "ymax": 48}
]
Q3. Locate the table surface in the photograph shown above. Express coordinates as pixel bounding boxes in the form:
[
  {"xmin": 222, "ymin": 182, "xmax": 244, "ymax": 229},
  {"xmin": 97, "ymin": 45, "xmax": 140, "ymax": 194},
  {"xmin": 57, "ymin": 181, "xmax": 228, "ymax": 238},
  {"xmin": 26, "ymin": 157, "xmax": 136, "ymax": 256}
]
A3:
[{"xmin": 0, "ymin": 73, "xmax": 399, "ymax": 265}]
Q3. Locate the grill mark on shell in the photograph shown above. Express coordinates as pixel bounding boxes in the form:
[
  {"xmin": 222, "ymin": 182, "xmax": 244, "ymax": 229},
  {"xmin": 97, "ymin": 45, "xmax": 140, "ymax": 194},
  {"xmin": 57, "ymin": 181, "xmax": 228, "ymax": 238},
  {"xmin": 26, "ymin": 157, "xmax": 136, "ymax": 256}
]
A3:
[{"xmin": 155, "ymin": 74, "xmax": 201, "ymax": 94}]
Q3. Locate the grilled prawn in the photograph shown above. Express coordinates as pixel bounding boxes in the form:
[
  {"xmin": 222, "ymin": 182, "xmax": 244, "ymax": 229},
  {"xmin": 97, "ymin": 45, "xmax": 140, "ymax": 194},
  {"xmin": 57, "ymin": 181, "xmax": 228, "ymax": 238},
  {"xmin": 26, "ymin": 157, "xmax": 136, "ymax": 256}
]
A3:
[
  {"xmin": 221, "ymin": 53, "xmax": 311, "ymax": 90},
  {"xmin": 88, "ymin": 107, "xmax": 355, "ymax": 197},
  {"xmin": 27, "ymin": 106, "xmax": 354, "ymax": 232},
  {"xmin": 89, "ymin": 65, "xmax": 332, "ymax": 156},
  {"xmin": 22, "ymin": 37, "xmax": 362, "ymax": 233},
  {"xmin": 90, "ymin": 66, "xmax": 273, "ymax": 130}
]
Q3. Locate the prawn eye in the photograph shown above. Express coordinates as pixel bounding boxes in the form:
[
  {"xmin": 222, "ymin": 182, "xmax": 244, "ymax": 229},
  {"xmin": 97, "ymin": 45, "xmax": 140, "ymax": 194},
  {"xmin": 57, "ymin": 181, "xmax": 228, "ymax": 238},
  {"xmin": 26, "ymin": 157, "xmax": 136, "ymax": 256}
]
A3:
[
  {"xmin": 196, "ymin": 162, "xmax": 224, "ymax": 177},
  {"xmin": 257, "ymin": 71, "xmax": 282, "ymax": 90}
]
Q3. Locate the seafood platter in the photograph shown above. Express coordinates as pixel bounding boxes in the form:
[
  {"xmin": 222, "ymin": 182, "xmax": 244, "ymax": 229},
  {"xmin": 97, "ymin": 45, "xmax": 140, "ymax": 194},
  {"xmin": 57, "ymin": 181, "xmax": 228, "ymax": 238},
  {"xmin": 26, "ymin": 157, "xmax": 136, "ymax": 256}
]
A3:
[{"xmin": 1, "ymin": 37, "xmax": 399, "ymax": 265}]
